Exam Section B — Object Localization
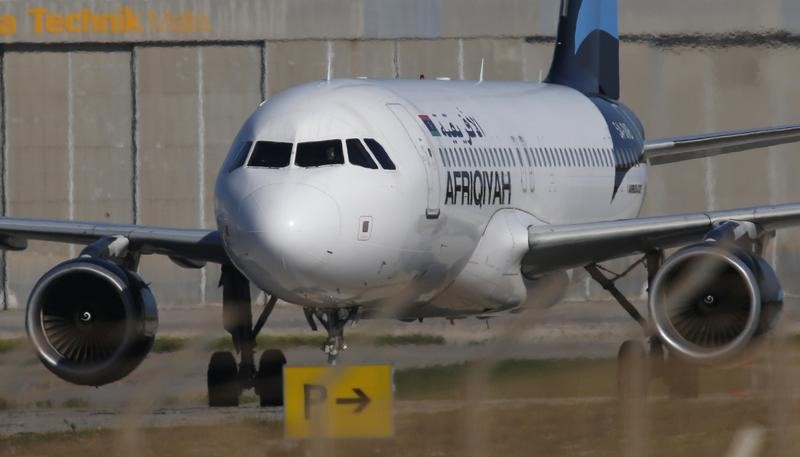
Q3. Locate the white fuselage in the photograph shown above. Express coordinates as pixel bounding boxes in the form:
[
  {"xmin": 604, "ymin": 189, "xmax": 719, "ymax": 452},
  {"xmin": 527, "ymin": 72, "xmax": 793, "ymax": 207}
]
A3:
[{"xmin": 214, "ymin": 79, "xmax": 647, "ymax": 318}]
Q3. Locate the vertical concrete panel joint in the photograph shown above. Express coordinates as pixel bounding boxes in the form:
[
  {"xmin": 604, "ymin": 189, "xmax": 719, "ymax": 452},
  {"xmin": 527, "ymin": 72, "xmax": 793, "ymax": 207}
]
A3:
[
  {"xmin": 197, "ymin": 46, "xmax": 207, "ymax": 304},
  {"xmin": 393, "ymin": 41, "xmax": 400, "ymax": 79},
  {"xmin": 458, "ymin": 39, "xmax": 465, "ymax": 80},
  {"xmin": 0, "ymin": 51, "xmax": 5, "ymax": 310},
  {"xmin": 131, "ymin": 47, "xmax": 140, "ymax": 226},
  {"xmin": 66, "ymin": 52, "xmax": 75, "ymax": 259}
]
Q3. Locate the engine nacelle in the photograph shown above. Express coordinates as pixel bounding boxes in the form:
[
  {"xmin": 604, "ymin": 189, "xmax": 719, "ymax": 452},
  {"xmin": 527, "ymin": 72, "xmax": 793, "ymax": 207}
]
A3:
[
  {"xmin": 649, "ymin": 242, "xmax": 782, "ymax": 366},
  {"xmin": 25, "ymin": 258, "xmax": 158, "ymax": 386}
]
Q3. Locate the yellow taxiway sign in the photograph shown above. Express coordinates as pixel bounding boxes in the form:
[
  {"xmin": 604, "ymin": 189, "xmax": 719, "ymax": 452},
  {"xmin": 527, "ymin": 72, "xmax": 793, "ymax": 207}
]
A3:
[{"xmin": 284, "ymin": 365, "xmax": 394, "ymax": 438}]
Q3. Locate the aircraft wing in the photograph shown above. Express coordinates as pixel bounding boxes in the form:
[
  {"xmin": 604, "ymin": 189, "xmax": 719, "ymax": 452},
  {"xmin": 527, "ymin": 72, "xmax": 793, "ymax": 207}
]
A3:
[
  {"xmin": 0, "ymin": 217, "xmax": 228, "ymax": 265},
  {"xmin": 644, "ymin": 124, "xmax": 800, "ymax": 166},
  {"xmin": 524, "ymin": 203, "xmax": 800, "ymax": 276}
]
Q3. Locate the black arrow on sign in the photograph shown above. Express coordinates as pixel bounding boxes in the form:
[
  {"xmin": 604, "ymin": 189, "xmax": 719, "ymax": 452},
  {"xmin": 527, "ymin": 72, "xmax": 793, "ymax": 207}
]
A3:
[{"xmin": 335, "ymin": 388, "xmax": 370, "ymax": 413}]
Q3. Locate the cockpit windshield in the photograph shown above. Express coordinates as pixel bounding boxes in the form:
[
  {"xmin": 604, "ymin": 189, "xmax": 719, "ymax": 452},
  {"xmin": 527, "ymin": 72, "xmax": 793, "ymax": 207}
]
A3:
[
  {"xmin": 364, "ymin": 138, "xmax": 396, "ymax": 170},
  {"xmin": 248, "ymin": 141, "xmax": 293, "ymax": 168},
  {"xmin": 243, "ymin": 138, "xmax": 396, "ymax": 171},
  {"xmin": 225, "ymin": 140, "xmax": 253, "ymax": 172},
  {"xmin": 295, "ymin": 140, "xmax": 344, "ymax": 167},
  {"xmin": 346, "ymin": 139, "xmax": 378, "ymax": 169}
]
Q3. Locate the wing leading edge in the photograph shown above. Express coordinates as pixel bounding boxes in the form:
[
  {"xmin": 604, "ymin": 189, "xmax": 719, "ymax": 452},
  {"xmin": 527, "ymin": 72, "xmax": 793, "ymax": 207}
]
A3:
[
  {"xmin": 644, "ymin": 124, "xmax": 800, "ymax": 166},
  {"xmin": 525, "ymin": 203, "xmax": 800, "ymax": 276},
  {"xmin": 0, "ymin": 217, "xmax": 228, "ymax": 265}
]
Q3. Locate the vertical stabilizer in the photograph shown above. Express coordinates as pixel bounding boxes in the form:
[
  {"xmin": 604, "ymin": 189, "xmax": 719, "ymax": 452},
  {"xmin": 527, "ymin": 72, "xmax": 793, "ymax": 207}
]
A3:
[{"xmin": 545, "ymin": 0, "xmax": 620, "ymax": 100}]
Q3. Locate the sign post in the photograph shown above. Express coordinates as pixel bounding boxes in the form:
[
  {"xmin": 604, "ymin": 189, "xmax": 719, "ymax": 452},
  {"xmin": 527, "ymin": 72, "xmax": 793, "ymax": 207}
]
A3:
[{"xmin": 284, "ymin": 365, "xmax": 394, "ymax": 438}]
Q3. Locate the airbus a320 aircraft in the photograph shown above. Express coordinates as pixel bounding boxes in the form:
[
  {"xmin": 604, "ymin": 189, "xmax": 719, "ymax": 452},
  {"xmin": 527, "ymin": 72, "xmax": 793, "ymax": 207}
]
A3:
[{"xmin": 9, "ymin": 0, "xmax": 800, "ymax": 406}]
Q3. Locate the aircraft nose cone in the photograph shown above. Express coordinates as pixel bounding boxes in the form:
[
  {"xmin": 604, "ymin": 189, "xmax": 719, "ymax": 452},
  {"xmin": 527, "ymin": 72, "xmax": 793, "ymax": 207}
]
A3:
[{"xmin": 237, "ymin": 184, "xmax": 341, "ymax": 276}]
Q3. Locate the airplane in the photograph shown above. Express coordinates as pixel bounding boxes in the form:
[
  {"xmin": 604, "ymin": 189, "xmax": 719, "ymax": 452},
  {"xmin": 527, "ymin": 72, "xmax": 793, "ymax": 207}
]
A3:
[{"xmin": 8, "ymin": 0, "xmax": 800, "ymax": 407}]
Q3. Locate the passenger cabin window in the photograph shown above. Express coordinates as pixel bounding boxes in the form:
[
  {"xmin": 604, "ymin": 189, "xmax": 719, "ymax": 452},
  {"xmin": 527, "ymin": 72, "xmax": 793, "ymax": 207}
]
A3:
[
  {"xmin": 226, "ymin": 140, "xmax": 253, "ymax": 172},
  {"xmin": 248, "ymin": 141, "xmax": 292, "ymax": 168},
  {"xmin": 365, "ymin": 139, "xmax": 396, "ymax": 170},
  {"xmin": 346, "ymin": 139, "xmax": 378, "ymax": 169},
  {"xmin": 295, "ymin": 140, "xmax": 344, "ymax": 167}
]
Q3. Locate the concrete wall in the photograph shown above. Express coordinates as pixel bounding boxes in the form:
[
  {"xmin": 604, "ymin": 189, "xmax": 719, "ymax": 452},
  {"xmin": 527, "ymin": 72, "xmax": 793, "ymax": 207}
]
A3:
[{"xmin": 2, "ymin": 1, "xmax": 800, "ymax": 308}]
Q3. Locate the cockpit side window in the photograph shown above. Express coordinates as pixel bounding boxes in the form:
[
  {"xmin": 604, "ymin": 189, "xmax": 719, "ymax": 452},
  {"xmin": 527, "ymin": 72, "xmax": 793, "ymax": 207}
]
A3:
[
  {"xmin": 364, "ymin": 139, "xmax": 396, "ymax": 170},
  {"xmin": 225, "ymin": 140, "xmax": 253, "ymax": 172},
  {"xmin": 248, "ymin": 141, "xmax": 293, "ymax": 168},
  {"xmin": 346, "ymin": 139, "xmax": 378, "ymax": 169},
  {"xmin": 295, "ymin": 140, "xmax": 344, "ymax": 167}
]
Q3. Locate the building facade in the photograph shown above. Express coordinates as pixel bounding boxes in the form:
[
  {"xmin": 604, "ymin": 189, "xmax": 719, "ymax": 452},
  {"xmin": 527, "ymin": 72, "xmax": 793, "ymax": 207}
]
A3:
[{"xmin": 1, "ymin": 0, "xmax": 800, "ymax": 308}]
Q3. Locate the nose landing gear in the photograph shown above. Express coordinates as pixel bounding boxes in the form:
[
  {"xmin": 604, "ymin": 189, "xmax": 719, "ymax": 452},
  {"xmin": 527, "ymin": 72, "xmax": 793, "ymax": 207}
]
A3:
[{"xmin": 305, "ymin": 307, "xmax": 360, "ymax": 365}]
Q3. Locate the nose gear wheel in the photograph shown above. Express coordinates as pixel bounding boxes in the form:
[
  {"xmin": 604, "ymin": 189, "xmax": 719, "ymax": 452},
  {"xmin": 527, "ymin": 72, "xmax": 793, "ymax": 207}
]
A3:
[{"xmin": 309, "ymin": 307, "xmax": 359, "ymax": 365}]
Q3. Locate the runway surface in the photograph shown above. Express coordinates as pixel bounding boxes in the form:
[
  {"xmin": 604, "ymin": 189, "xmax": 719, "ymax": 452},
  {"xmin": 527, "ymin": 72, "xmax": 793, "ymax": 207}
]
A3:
[
  {"xmin": 0, "ymin": 395, "xmax": 753, "ymax": 436},
  {"xmin": 2, "ymin": 299, "xmax": 800, "ymax": 440}
]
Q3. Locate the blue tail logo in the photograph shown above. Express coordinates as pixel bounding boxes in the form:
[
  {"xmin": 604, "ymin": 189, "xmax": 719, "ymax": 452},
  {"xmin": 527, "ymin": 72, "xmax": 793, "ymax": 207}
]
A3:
[
  {"xmin": 546, "ymin": 0, "xmax": 620, "ymax": 100},
  {"xmin": 574, "ymin": 0, "xmax": 619, "ymax": 54}
]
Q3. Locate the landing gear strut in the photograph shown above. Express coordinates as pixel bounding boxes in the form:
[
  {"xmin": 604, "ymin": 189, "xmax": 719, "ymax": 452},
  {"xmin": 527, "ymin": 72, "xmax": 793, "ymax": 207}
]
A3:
[
  {"xmin": 305, "ymin": 307, "xmax": 359, "ymax": 364},
  {"xmin": 586, "ymin": 251, "xmax": 700, "ymax": 399},
  {"xmin": 208, "ymin": 264, "xmax": 286, "ymax": 407}
]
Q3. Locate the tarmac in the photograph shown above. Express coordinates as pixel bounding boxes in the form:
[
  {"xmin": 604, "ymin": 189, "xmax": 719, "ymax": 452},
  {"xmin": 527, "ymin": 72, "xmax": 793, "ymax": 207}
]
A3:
[{"xmin": 2, "ymin": 299, "xmax": 800, "ymax": 436}]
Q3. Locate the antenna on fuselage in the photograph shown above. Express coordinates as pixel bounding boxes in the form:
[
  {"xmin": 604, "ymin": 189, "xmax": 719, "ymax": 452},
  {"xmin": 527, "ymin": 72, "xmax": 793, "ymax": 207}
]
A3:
[
  {"xmin": 325, "ymin": 41, "xmax": 333, "ymax": 82},
  {"xmin": 479, "ymin": 58, "xmax": 485, "ymax": 83}
]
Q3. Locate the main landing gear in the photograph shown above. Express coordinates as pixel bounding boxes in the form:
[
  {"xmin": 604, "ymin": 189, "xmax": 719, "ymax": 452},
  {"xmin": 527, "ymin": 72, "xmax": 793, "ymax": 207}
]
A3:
[
  {"xmin": 586, "ymin": 251, "xmax": 700, "ymax": 400},
  {"xmin": 208, "ymin": 266, "xmax": 361, "ymax": 407},
  {"xmin": 207, "ymin": 264, "xmax": 286, "ymax": 407}
]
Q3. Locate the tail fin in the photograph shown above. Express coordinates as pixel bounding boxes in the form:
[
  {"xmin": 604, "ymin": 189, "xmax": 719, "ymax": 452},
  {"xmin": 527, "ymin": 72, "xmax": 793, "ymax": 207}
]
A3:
[{"xmin": 545, "ymin": 0, "xmax": 620, "ymax": 100}]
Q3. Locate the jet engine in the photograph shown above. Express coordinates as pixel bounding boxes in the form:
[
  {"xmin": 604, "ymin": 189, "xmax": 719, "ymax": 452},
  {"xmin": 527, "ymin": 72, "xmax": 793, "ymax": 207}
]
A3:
[
  {"xmin": 649, "ymin": 241, "xmax": 782, "ymax": 366},
  {"xmin": 25, "ymin": 258, "xmax": 158, "ymax": 386}
]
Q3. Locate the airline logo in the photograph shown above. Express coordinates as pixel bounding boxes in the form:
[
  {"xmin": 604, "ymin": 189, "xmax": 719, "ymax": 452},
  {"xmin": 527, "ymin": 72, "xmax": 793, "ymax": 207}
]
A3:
[
  {"xmin": 444, "ymin": 171, "xmax": 512, "ymax": 207},
  {"xmin": 419, "ymin": 111, "xmax": 486, "ymax": 145},
  {"xmin": 574, "ymin": 0, "xmax": 619, "ymax": 53},
  {"xmin": 418, "ymin": 115, "xmax": 441, "ymax": 137}
]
